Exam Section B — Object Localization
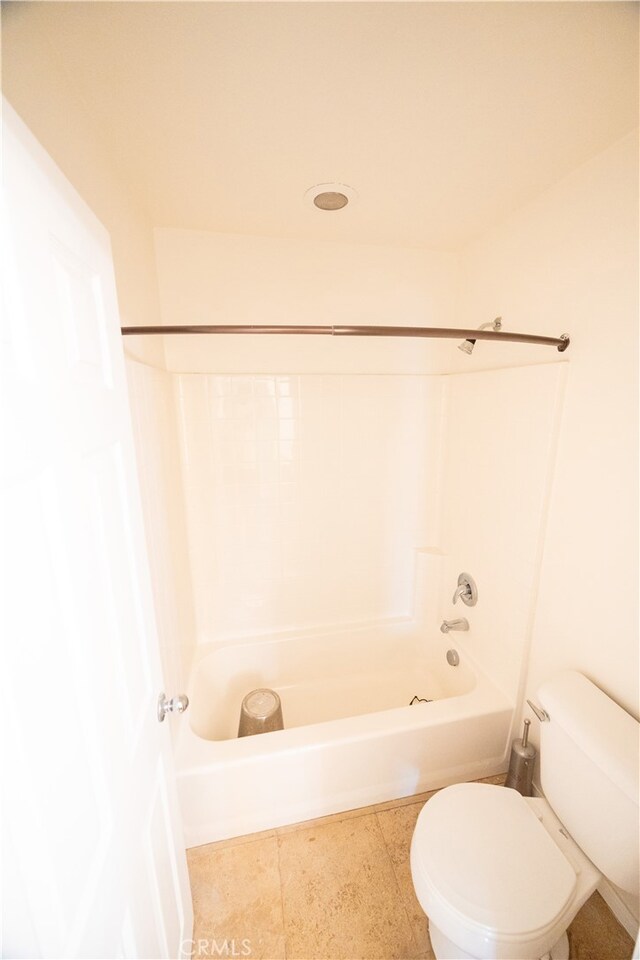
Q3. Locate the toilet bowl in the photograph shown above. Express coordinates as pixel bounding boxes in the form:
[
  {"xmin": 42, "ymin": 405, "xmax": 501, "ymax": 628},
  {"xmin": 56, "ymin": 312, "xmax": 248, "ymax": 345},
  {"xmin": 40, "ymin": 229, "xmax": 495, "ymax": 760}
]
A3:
[
  {"xmin": 409, "ymin": 671, "xmax": 639, "ymax": 960},
  {"xmin": 410, "ymin": 783, "xmax": 599, "ymax": 959}
]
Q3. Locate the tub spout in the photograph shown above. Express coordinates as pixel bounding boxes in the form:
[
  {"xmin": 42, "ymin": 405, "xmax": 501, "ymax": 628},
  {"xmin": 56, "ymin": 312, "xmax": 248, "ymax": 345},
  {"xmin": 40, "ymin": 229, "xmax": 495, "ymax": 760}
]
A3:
[{"xmin": 440, "ymin": 618, "xmax": 469, "ymax": 633}]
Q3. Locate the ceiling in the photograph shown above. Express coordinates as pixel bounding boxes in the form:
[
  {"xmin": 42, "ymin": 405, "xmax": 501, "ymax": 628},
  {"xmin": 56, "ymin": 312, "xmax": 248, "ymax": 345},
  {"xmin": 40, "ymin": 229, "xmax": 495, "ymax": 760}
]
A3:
[{"xmin": 3, "ymin": 1, "xmax": 638, "ymax": 249}]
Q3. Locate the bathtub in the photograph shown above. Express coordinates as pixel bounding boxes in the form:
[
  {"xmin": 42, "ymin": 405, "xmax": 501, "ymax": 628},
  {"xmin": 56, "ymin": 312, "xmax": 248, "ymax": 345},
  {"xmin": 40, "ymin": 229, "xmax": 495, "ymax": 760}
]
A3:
[{"xmin": 175, "ymin": 621, "xmax": 513, "ymax": 846}]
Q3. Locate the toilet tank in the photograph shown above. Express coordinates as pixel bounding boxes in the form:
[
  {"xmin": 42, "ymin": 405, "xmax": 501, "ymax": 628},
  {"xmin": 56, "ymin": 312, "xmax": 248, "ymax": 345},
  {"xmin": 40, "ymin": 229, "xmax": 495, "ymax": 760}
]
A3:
[{"xmin": 538, "ymin": 670, "xmax": 639, "ymax": 896}]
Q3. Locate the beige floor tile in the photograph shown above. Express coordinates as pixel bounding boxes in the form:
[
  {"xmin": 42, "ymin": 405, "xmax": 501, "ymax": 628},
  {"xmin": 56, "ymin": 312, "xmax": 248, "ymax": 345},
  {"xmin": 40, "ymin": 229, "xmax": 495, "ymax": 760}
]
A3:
[
  {"xmin": 187, "ymin": 836, "xmax": 286, "ymax": 960},
  {"xmin": 278, "ymin": 812, "xmax": 423, "ymax": 959},
  {"xmin": 567, "ymin": 891, "xmax": 634, "ymax": 960},
  {"xmin": 376, "ymin": 801, "xmax": 434, "ymax": 957},
  {"xmin": 185, "ymin": 778, "xmax": 631, "ymax": 960}
]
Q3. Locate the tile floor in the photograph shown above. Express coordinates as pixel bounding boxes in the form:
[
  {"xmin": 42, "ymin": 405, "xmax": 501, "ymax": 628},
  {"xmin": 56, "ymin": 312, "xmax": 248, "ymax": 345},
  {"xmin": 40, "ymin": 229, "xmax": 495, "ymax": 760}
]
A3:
[{"xmin": 186, "ymin": 776, "xmax": 635, "ymax": 960}]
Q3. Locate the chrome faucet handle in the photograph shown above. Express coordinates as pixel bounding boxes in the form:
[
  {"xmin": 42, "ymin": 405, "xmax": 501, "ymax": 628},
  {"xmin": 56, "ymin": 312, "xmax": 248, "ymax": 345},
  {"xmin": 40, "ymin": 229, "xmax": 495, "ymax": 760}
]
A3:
[
  {"xmin": 440, "ymin": 618, "xmax": 469, "ymax": 633},
  {"xmin": 452, "ymin": 573, "xmax": 478, "ymax": 607},
  {"xmin": 452, "ymin": 582, "xmax": 470, "ymax": 604}
]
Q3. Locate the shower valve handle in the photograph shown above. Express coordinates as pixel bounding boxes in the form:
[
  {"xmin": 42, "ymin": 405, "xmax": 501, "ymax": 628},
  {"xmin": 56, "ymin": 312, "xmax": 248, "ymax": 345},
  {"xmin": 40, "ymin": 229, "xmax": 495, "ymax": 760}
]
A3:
[
  {"xmin": 452, "ymin": 572, "xmax": 478, "ymax": 607},
  {"xmin": 452, "ymin": 582, "xmax": 472, "ymax": 604},
  {"xmin": 440, "ymin": 618, "xmax": 469, "ymax": 633}
]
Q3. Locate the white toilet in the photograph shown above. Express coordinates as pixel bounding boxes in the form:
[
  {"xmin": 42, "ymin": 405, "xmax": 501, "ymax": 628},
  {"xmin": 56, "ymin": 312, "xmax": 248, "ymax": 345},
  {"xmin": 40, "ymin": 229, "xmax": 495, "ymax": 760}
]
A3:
[{"xmin": 410, "ymin": 670, "xmax": 639, "ymax": 960}]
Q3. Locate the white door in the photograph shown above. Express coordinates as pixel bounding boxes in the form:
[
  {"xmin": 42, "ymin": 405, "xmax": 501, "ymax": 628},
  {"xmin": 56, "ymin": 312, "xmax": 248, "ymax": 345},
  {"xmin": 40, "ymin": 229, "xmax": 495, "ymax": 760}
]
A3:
[{"xmin": 0, "ymin": 102, "xmax": 193, "ymax": 958}]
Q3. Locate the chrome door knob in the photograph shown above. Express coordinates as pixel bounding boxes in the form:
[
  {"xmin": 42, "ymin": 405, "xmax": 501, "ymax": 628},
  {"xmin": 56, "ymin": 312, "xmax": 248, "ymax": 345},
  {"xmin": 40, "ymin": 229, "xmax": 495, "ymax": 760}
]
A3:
[{"xmin": 157, "ymin": 692, "xmax": 189, "ymax": 723}]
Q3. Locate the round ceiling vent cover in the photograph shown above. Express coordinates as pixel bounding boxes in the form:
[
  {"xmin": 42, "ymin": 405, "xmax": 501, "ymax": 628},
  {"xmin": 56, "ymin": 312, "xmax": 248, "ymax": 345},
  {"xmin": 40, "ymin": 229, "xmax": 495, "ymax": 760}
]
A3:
[
  {"xmin": 314, "ymin": 191, "xmax": 348, "ymax": 211},
  {"xmin": 305, "ymin": 182, "xmax": 358, "ymax": 211}
]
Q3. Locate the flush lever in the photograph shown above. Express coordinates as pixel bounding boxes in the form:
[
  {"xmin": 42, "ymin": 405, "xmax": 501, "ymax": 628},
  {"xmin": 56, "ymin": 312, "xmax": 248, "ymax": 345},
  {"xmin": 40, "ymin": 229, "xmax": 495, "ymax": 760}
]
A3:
[
  {"xmin": 526, "ymin": 698, "xmax": 550, "ymax": 722},
  {"xmin": 157, "ymin": 692, "xmax": 189, "ymax": 723}
]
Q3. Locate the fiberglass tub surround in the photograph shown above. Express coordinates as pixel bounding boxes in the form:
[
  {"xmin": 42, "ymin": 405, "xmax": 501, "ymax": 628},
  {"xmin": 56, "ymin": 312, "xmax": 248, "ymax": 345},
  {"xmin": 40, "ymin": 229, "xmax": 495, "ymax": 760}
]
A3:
[{"xmin": 127, "ymin": 361, "xmax": 566, "ymax": 843}]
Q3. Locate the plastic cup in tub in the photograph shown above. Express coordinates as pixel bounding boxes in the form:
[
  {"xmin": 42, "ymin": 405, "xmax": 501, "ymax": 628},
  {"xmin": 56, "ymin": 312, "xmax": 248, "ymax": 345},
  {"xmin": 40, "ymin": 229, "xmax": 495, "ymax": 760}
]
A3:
[{"xmin": 237, "ymin": 687, "xmax": 284, "ymax": 737}]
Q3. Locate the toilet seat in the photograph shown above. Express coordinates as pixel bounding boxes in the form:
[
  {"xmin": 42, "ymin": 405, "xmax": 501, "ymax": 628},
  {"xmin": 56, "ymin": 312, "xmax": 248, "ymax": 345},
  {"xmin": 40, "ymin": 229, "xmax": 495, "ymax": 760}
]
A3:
[{"xmin": 410, "ymin": 783, "xmax": 600, "ymax": 960}]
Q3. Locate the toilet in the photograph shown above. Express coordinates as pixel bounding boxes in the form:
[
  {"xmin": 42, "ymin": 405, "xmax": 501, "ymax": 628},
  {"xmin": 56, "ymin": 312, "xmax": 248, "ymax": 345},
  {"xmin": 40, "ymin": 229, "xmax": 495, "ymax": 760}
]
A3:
[{"xmin": 410, "ymin": 670, "xmax": 639, "ymax": 960}]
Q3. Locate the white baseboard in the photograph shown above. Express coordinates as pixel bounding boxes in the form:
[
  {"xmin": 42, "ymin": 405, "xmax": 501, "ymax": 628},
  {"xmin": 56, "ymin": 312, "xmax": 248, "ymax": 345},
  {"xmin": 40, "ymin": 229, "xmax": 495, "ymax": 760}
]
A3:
[{"xmin": 598, "ymin": 877, "xmax": 639, "ymax": 942}]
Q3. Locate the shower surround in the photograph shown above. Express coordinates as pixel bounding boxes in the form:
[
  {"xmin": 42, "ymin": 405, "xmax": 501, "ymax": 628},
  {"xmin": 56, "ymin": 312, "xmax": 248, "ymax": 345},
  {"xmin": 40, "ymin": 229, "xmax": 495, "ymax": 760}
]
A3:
[
  {"xmin": 176, "ymin": 373, "xmax": 444, "ymax": 642},
  {"xmin": 127, "ymin": 358, "xmax": 565, "ymax": 839}
]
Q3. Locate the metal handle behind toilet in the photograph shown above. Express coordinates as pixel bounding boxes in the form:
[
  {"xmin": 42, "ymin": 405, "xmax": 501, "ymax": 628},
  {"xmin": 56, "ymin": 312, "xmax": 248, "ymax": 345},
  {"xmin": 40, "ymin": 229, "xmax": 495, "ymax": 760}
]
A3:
[{"xmin": 505, "ymin": 718, "xmax": 536, "ymax": 795}]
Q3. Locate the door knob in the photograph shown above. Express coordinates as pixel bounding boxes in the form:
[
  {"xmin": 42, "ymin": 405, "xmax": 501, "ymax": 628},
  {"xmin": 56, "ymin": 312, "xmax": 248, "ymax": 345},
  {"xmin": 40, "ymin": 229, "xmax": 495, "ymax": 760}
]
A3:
[{"xmin": 157, "ymin": 692, "xmax": 189, "ymax": 723}]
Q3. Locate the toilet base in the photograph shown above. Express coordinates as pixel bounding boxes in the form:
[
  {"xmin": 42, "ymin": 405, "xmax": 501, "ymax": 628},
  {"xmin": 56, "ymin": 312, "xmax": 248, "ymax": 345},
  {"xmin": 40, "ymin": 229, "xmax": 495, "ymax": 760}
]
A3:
[
  {"xmin": 428, "ymin": 923, "xmax": 570, "ymax": 960},
  {"xmin": 428, "ymin": 924, "xmax": 475, "ymax": 960}
]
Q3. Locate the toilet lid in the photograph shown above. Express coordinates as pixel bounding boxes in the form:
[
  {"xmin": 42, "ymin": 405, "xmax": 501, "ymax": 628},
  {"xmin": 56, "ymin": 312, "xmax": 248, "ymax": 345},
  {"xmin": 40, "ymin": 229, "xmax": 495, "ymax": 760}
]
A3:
[{"xmin": 411, "ymin": 783, "xmax": 577, "ymax": 937}]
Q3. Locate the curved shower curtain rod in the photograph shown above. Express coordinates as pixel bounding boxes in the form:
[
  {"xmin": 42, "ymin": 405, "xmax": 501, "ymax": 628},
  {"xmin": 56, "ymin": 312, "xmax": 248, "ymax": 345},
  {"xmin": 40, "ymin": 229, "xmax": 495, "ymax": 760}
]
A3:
[{"xmin": 120, "ymin": 324, "xmax": 570, "ymax": 351}]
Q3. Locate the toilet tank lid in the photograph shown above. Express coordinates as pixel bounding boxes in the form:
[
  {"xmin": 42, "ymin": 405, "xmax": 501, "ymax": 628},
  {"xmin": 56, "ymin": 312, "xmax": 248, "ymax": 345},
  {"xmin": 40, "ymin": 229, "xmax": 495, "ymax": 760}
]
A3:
[{"xmin": 538, "ymin": 671, "xmax": 639, "ymax": 803}]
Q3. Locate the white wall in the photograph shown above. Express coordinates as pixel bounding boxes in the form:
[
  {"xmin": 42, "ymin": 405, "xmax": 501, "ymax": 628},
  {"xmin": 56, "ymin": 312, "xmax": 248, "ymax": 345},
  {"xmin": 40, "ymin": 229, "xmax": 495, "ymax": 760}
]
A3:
[
  {"xmin": 457, "ymin": 131, "xmax": 639, "ymax": 722},
  {"xmin": 2, "ymin": 11, "xmax": 164, "ymax": 368},
  {"xmin": 176, "ymin": 373, "xmax": 445, "ymax": 644},
  {"xmin": 456, "ymin": 128, "xmax": 640, "ymax": 931},
  {"xmin": 435, "ymin": 135, "xmax": 639, "ymax": 931},
  {"xmin": 154, "ymin": 229, "xmax": 459, "ymax": 375}
]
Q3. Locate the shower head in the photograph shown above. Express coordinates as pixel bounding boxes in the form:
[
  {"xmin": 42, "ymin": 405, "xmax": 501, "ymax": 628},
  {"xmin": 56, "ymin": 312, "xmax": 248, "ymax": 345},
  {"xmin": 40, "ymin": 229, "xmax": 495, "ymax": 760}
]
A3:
[{"xmin": 458, "ymin": 317, "xmax": 502, "ymax": 355}]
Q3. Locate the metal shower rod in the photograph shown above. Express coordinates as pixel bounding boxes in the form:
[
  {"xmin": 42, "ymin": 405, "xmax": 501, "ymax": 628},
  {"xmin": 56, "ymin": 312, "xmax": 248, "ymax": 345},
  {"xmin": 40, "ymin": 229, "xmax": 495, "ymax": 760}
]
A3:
[{"xmin": 120, "ymin": 323, "xmax": 570, "ymax": 351}]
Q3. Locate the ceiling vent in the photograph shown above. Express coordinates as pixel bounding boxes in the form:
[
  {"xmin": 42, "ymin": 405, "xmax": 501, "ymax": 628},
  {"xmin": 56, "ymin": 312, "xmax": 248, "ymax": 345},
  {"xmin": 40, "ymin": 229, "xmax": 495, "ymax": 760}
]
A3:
[{"xmin": 305, "ymin": 182, "xmax": 358, "ymax": 211}]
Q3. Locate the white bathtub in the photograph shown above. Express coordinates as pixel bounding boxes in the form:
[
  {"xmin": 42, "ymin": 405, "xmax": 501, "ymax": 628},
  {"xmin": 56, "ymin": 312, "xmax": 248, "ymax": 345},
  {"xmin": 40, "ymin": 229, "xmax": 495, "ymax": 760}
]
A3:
[{"xmin": 175, "ymin": 622, "xmax": 513, "ymax": 846}]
